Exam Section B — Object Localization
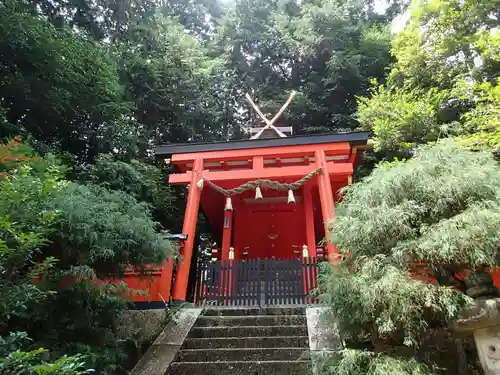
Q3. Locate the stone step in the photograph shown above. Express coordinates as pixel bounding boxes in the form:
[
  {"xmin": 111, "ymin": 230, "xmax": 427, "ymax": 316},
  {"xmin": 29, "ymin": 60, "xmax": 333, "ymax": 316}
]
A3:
[
  {"xmin": 182, "ymin": 336, "xmax": 310, "ymax": 349},
  {"xmin": 195, "ymin": 314, "xmax": 306, "ymax": 327},
  {"xmin": 187, "ymin": 325, "xmax": 308, "ymax": 338},
  {"xmin": 166, "ymin": 361, "xmax": 311, "ymax": 375},
  {"xmin": 177, "ymin": 348, "xmax": 310, "ymax": 362},
  {"xmin": 202, "ymin": 307, "xmax": 305, "ymax": 317}
]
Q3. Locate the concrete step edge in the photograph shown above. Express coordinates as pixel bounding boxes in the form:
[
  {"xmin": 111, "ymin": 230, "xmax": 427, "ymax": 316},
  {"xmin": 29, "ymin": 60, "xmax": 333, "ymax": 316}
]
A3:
[
  {"xmin": 187, "ymin": 325, "xmax": 308, "ymax": 339},
  {"xmin": 197, "ymin": 315, "xmax": 306, "ymax": 319},
  {"xmin": 191, "ymin": 325, "xmax": 307, "ymax": 329},
  {"xmin": 170, "ymin": 361, "xmax": 311, "ymax": 364},
  {"xmin": 184, "ymin": 335, "xmax": 309, "ymax": 341},
  {"xmin": 201, "ymin": 308, "xmax": 306, "ymax": 316},
  {"xmin": 179, "ymin": 348, "xmax": 310, "ymax": 352},
  {"xmin": 194, "ymin": 316, "xmax": 307, "ymax": 326},
  {"xmin": 182, "ymin": 336, "xmax": 310, "ymax": 348},
  {"xmin": 166, "ymin": 360, "xmax": 312, "ymax": 375},
  {"xmin": 182, "ymin": 339, "xmax": 310, "ymax": 350}
]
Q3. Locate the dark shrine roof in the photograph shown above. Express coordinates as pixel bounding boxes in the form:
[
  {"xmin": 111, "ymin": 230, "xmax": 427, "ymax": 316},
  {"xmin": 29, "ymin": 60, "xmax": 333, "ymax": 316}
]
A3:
[{"xmin": 155, "ymin": 131, "xmax": 370, "ymax": 157}]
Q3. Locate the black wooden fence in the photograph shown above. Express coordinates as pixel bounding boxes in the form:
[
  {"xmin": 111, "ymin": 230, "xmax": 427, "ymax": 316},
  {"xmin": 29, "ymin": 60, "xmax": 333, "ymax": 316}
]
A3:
[{"xmin": 194, "ymin": 257, "xmax": 319, "ymax": 307}]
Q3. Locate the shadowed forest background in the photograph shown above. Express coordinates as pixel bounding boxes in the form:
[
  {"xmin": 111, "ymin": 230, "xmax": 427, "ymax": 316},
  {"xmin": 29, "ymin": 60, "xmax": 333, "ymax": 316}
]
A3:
[{"xmin": 0, "ymin": 0, "xmax": 499, "ymax": 374}]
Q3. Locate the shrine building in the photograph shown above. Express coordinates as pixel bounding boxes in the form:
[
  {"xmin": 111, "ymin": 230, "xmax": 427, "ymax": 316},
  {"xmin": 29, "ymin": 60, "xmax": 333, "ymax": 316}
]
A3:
[{"xmin": 155, "ymin": 125, "xmax": 369, "ymax": 305}]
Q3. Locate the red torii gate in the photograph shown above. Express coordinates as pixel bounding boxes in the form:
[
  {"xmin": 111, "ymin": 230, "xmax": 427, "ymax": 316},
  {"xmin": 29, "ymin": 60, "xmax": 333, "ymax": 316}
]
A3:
[{"xmin": 156, "ymin": 131, "xmax": 370, "ymax": 302}]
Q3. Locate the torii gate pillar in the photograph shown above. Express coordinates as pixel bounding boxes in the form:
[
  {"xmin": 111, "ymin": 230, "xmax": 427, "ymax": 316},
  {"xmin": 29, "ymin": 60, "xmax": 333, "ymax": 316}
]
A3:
[
  {"xmin": 171, "ymin": 158, "xmax": 203, "ymax": 302},
  {"xmin": 315, "ymin": 149, "xmax": 339, "ymax": 262}
]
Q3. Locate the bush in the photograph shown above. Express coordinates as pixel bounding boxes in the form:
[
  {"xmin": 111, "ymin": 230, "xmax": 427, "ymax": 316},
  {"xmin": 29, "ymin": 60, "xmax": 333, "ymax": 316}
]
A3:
[
  {"xmin": 49, "ymin": 182, "xmax": 173, "ymax": 276},
  {"xmin": 0, "ymin": 141, "xmax": 175, "ymax": 374},
  {"xmin": 320, "ymin": 141, "xmax": 499, "ymax": 373},
  {"xmin": 0, "ymin": 332, "xmax": 93, "ymax": 375}
]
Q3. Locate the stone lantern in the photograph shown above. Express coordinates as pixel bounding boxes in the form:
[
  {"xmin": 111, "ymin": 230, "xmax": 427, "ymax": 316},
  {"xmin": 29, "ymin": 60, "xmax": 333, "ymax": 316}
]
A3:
[{"xmin": 454, "ymin": 271, "xmax": 500, "ymax": 375}]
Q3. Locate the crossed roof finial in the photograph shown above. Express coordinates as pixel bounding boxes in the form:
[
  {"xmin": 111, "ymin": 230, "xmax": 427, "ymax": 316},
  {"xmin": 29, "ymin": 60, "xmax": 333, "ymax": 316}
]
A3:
[{"xmin": 246, "ymin": 91, "xmax": 296, "ymax": 139}]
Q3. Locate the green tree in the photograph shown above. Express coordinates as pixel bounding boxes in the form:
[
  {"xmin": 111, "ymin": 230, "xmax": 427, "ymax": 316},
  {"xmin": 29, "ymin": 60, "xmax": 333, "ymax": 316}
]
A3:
[
  {"xmin": 215, "ymin": 0, "xmax": 396, "ymax": 134},
  {"xmin": 0, "ymin": 164, "xmax": 64, "ymax": 328},
  {"xmin": 117, "ymin": 14, "xmax": 231, "ymax": 145},
  {"xmin": 0, "ymin": 1, "xmax": 139, "ymax": 161},
  {"xmin": 17, "ymin": 0, "xmax": 157, "ymax": 41},
  {"xmin": 321, "ymin": 141, "xmax": 500, "ymax": 374},
  {"xmin": 391, "ymin": 0, "xmax": 499, "ymax": 90},
  {"xmin": 358, "ymin": 0, "xmax": 500, "ymax": 155},
  {"xmin": 19, "ymin": 0, "xmax": 221, "ymax": 42},
  {"xmin": 454, "ymin": 78, "xmax": 500, "ymax": 153},
  {"xmin": 48, "ymin": 182, "xmax": 172, "ymax": 276},
  {"xmin": 357, "ymin": 83, "xmax": 443, "ymax": 153}
]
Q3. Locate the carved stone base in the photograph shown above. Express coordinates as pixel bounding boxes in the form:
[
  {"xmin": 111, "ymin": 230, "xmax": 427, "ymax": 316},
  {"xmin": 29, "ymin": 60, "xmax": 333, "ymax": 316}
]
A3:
[
  {"xmin": 473, "ymin": 326, "xmax": 500, "ymax": 374},
  {"xmin": 455, "ymin": 298, "xmax": 500, "ymax": 375}
]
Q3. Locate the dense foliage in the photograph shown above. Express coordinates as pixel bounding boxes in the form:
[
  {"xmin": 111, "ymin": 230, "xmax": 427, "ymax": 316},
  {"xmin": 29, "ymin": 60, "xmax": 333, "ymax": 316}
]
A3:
[
  {"xmin": 0, "ymin": 332, "xmax": 92, "ymax": 375},
  {"xmin": 357, "ymin": 0, "xmax": 500, "ymax": 155},
  {"xmin": 2, "ymin": 0, "xmax": 402, "ymax": 156},
  {"xmin": 0, "ymin": 142, "xmax": 173, "ymax": 374},
  {"xmin": 325, "ymin": 349, "xmax": 437, "ymax": 375},
  {"xmin": 80, "ymin": 154, "xmax": 180, "ymax": 231},
  {"xmin": 0, "ymin": 1, "xmax": 135, "ymax": 161},
  {"xmin": 215, "ymin": 0, "xmax": 396, "ymax": 134},
  {"xmin": 321, "ymin": 142, "xmax": 500, "ymax": 374}
]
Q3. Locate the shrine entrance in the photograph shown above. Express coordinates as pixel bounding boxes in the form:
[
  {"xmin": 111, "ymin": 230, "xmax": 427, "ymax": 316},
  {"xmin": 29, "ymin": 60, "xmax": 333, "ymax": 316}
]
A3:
[
  {"xmin": 194, "ymin": 257, "xmax": 319, "ymax": 307},
  {"xmin": 152, "ymin": 91, "xmax": 370, "ymax": 306}
]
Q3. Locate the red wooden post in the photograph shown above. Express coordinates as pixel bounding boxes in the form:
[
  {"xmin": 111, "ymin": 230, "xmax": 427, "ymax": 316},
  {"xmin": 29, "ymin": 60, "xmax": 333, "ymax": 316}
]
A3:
[
  {"xmin": 221, "ymin": 210, "xmax": 234, "ymax": 260},
  {"xmin": 302, "ymin": 245, "xmax": 309, "ymax": 299},
  {"xmin": 315, "ymin": 150, "xmax": 339, "ymax": 263},
  {"xmin": 221, "ymin": 209, "xmax": 234, "ymax": 302},
  {"xmin": 303, "ymin": 184, "xmax": 316, "ymax": 258},
  {"xmin": 171, "ymin": 158, "xmax": 203, "ymax": 302},
  {"xmin": 228, "ymin": 248, "xmax": 235, "ymax": 304}
]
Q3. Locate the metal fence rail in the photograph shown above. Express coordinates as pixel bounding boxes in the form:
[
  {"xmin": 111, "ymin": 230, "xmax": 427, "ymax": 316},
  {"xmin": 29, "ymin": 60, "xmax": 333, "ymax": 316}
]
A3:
[{"xmin": 194, "ymin": 257, "xmax": 320, "ymax": 307}]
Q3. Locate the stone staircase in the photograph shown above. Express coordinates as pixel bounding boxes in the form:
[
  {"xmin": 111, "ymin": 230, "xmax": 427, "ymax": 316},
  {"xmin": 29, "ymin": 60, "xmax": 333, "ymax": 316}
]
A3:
[{"xmin": 166, "ymin": 307, "xmax": 312, "ymax": 375}]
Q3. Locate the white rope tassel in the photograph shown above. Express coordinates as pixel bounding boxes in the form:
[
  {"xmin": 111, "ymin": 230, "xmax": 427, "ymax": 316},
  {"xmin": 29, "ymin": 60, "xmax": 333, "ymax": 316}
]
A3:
[
  {"xmin": 287, "ymin": 189, "xmax": 296, "ymax": 204},
  {"xmin": 196, "ymin": 178, "xmax": 204, "ymax": 189},
  {"xmin": 255, "ymin": 186, "xmax": 263, "ymax": 200},
  {"xmin": 225, "ymin": 197, "xmax": 233, "ymax": 211}
]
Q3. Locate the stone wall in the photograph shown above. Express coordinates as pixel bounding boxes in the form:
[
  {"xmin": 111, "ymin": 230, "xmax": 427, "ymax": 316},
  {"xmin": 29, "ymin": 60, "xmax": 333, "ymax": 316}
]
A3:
[
  {"xmin": 116, "ymin": 308, "xmax": 172, "ymax": 371},
  {"xmin": 117, "ymin": 309, "xmax": 169, "ymax": 344}
]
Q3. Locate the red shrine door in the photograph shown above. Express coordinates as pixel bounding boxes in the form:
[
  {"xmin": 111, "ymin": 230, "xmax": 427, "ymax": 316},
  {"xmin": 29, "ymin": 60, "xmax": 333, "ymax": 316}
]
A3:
[{"xmin": 235, "ymin": 203, "xmax": 307, "ymax": 259}]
